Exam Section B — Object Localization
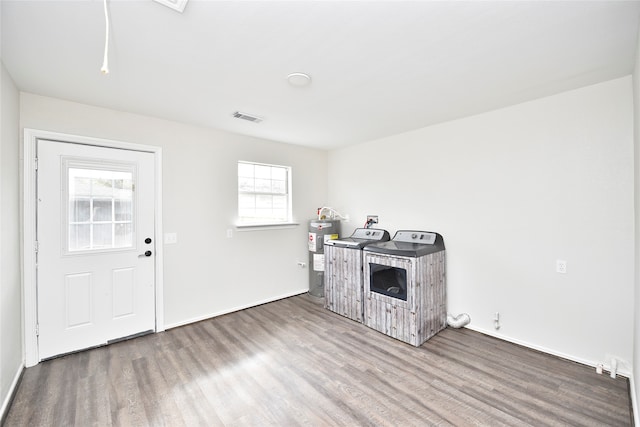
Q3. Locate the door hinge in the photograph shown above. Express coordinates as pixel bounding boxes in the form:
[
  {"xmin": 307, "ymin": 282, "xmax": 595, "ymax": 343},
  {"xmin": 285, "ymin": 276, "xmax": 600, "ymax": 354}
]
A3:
[
  {"xmin": 34, "ymin": 241, "xmax": 39, "ymax": 253},
  {"xmin": 35, "ymin": 324, "xmax": 39, "ymax": 337},
  {"xmin": 34, "ymin": 158, "xmax": 38, "ymax": 171}
]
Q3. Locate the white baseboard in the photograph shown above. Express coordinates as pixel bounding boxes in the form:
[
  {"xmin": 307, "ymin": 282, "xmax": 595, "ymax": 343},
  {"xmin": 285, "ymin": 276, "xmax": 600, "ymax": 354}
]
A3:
[
  {"xmin": 1, "ymin": 363, "xmax": 25, "ymax": 422},
  {"xmin": 464, "ymin": 324, "xmax": 632, "ymax": 378},
  {"xmin": 164, "ymin": 288, "xmax": 309, "ymax": 330},
  {"xmin": 629, "ymin": 373, "xmax": 638, "ymax": 426}
]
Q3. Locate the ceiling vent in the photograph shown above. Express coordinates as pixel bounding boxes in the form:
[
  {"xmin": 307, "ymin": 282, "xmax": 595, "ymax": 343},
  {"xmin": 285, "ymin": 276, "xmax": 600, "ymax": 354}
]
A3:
[
  {"xmin": 153, "ymin": 0, "xmax": 188, "ymax": 13},
  {"xmin": 233, "ymin": 111, "xmax": 264, "ymax": 124}
]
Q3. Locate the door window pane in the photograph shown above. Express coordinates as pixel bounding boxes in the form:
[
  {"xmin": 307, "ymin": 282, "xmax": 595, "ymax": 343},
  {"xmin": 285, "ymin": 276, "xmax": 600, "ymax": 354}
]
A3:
[
  {"xmin": 93, "ymin": 199, "xmax": 113, "ymax": 221},
  {"xmin": 92, "ymin": 178, "xmax": 114, "ymax": 197},
  {"xmin": 72, "ymin": 177, "xmax": 91, "ymax": 197},
  {"xmin": 115, "ymin": 223, "xmax": 133, "ymax": 247},
  {"xmin": 69, "ymin": 224, "xmax": 91, "ymax": 250},
  {"xmin": 93, "ymin": 223, "xmax": 113, "ymax": 248},
  {"xmin": 115, "ymin": 200, "xmax": 132, "ymax": 221},
  {"xmin": 69, "ymin": 198, "xmax": 90, "ymax": 222},
  {"xmin": 67, "ymin": 166, "xmax": 135, "ymax": 252}
]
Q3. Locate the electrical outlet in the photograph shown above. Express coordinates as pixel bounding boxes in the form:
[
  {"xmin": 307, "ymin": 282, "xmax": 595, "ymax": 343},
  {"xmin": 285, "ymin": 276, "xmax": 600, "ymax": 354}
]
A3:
[{"xmin": 556, "ymin": 259, "xmax": 567, "ymax": 274}]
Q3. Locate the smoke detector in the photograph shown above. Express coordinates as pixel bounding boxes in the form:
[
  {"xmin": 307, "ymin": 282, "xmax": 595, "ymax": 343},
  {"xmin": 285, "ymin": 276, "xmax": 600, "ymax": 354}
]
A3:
[
  {"xmin": 153, "ymin": 0, "xmax": 188, "ymax": 13},
  {"xmin": 233, "ymin": 111, "xmax": 264, "ymax": 124}
]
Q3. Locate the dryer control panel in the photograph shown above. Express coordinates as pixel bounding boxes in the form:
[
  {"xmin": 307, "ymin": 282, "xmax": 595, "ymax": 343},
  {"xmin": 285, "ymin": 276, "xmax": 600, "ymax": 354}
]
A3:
[{"xmin": 393, "ymin": 231, "xmax": 437, "ymax": 245}]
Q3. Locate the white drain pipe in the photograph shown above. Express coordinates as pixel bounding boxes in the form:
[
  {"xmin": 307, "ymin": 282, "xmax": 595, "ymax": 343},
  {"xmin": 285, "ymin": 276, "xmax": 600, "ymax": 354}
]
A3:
[
  {"xmin": 610, "ymin": 358, "xmax": 617, "ymax": 379},
  {"xmin": 447, "ymin": 313, "xmax": 471, "ymax": 328}
]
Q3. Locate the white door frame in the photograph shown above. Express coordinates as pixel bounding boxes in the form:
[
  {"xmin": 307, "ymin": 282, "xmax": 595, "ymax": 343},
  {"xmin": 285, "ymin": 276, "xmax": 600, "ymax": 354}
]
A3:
[{"xmin": 23, "ymin": 128, "xmax": 165, "ymax": 367}]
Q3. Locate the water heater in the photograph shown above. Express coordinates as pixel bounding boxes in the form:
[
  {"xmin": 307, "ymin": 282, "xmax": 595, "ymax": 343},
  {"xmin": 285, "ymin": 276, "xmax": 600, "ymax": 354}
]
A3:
[{"xmin": 308, "ymin": 219, "xmax": 340, "ymax": 297}]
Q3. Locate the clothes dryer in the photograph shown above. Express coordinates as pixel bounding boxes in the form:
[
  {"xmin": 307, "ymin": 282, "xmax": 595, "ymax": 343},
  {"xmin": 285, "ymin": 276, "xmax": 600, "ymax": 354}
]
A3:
[{"xmin": 363, "ymin": 230, "xmax": 446, "ymax": 346}]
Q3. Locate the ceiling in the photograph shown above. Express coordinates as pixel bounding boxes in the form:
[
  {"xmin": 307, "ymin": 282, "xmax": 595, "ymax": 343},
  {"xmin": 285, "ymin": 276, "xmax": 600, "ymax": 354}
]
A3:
[{"xmin": 2, "ymin": 0, "xmax": 640, "ymax": 150}]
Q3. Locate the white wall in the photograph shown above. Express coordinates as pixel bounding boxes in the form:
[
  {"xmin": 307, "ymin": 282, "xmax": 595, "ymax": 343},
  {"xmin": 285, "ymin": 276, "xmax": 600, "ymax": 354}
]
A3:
[
  {"xmin": 20, "ymin": 93, "xmax": 327, "ymax": 327},
  {"xmin": 328, "ymin": 77, "xmax": 634, "ymax": 370},
  {"xmin": 0, "ymin": 61, "xmax": 23, "ymax": 415}
]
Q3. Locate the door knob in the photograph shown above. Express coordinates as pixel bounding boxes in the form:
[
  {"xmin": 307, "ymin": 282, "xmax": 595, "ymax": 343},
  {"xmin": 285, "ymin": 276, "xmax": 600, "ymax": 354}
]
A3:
[
  {"xmin": 145, "ymin": 238, "xmax": 152, "ymax": 244},
  {"xmin": 139, "ymin": 250, "xmax": 152, "ymax": 257}
]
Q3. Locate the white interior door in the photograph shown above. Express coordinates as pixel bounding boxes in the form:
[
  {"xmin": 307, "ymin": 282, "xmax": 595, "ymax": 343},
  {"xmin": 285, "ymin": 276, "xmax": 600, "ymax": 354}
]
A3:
[{"xmin": 37, "ymin": 139, "xmax": 156, "ymax": 360}]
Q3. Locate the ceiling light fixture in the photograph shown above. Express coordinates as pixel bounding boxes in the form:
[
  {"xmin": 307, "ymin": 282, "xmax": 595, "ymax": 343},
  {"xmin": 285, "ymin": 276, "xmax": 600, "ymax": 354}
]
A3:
[
  {"xmin": 153, "ymin": 0, "xmax": 189, "ymax": 13},
  {"xmin": 287, "ymin": 72, "xmax": 311, "ymax": 87},
  {"xmin": 100, "ymin": 0, "xmax": 109, "ymax": 74}
]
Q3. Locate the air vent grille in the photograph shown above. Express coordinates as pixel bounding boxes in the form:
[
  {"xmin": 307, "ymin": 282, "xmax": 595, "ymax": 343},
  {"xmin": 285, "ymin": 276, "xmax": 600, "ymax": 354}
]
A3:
[{"xmin": 233, "ymin": 111, "xmax": 263, "ymax": 123}]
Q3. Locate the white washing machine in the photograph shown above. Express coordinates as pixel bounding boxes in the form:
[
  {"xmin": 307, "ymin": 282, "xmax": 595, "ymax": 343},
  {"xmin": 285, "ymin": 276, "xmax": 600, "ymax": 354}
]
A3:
[{"xmin": 324, "ymin": 228, "xmax": 390, "ymax": 322}]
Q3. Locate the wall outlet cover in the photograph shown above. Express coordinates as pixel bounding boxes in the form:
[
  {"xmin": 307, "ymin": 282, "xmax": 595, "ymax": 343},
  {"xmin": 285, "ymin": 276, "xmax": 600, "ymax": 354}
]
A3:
[{"xmin": 556, "ymin": 259, "xmax": 567, "ymax": 274}]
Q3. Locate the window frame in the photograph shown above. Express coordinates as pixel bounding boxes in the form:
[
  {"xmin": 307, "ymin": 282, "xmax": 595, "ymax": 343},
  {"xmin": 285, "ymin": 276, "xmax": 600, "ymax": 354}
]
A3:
[
  {"xmin": 236, "ymin": 160, "xmax": 295, "ymax": 228},
  {"xmin": 62, "ymin": 158, "xmax": 138, "ymax": 255}
]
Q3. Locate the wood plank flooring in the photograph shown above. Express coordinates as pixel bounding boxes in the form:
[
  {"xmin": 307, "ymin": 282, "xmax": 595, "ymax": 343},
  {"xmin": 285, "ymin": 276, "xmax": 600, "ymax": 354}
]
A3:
[{"xmin": 4, "ymin": 294, "xmax": 632, "ymax": 426}]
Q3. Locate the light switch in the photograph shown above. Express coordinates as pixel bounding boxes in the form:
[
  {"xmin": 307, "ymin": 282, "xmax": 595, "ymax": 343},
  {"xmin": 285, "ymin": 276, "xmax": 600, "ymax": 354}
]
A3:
[{"xmin": 164, "ymin": 232, "xmax": 178, "ymax": 244}]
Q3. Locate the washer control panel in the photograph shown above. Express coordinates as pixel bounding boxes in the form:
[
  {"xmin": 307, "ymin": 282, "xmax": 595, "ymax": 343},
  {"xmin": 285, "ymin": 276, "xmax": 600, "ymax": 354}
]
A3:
[{"xmin": 352, "ymin": 228, "xmax": 388, "ymax": 241}]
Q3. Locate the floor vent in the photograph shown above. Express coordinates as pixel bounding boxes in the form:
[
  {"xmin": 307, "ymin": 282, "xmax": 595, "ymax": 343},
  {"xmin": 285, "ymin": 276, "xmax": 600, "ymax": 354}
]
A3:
[{"xmin": 233, "ymin": 111, "xmax": 264, "ymax": 123}]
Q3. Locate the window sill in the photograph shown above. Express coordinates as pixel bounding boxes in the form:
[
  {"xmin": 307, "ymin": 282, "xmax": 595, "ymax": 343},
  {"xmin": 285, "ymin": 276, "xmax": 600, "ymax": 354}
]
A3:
[{"xmin": 236, "ymin": 222, "xmax": 300, "ymax": 232}]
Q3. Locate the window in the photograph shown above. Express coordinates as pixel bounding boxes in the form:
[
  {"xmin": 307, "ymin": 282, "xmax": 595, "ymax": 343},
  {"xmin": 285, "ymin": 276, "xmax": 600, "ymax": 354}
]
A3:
[
  {"xmin": 238, "ymin": 161, "xmax": 292, "ymax": 225},
  {"xmin": 66, "ymin": 164, "xmax": 135, "ymax": 252}
]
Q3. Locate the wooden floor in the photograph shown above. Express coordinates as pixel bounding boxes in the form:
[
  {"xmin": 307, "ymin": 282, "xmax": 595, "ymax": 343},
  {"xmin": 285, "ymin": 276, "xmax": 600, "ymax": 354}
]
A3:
[{"xmin": 4, "ymin": 294, "xmax": 632, "ymax": 426}]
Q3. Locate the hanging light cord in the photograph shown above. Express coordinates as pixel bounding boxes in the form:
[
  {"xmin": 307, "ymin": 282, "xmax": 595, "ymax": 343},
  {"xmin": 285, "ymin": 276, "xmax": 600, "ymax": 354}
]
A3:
[{"xmin": 101, "ymin": 0, "xmax": 110, "ymax": 74}]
